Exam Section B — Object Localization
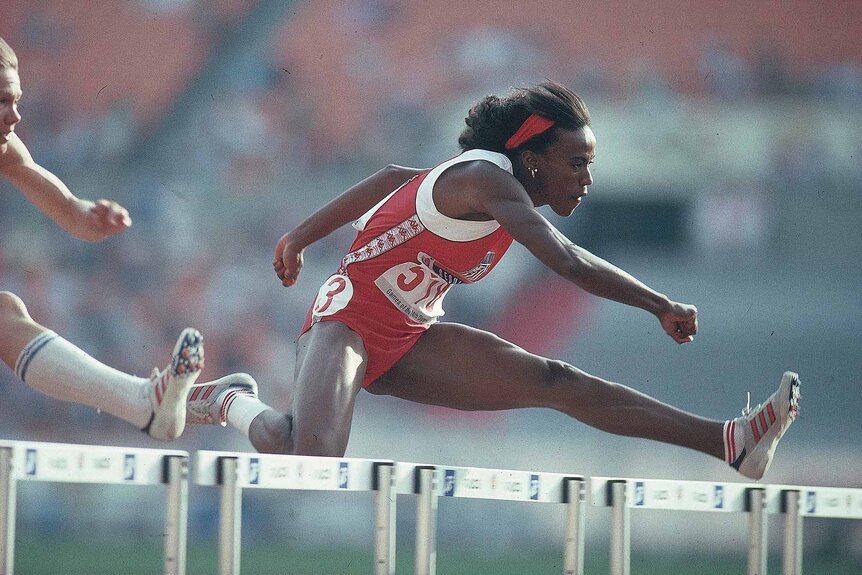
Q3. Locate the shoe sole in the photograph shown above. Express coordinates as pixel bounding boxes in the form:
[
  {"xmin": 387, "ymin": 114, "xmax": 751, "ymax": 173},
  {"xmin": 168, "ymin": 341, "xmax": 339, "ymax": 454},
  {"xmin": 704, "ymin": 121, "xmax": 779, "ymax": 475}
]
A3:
[{"xmin": 148, "ymin": 328, "xmax": 204, "ymax": 441}]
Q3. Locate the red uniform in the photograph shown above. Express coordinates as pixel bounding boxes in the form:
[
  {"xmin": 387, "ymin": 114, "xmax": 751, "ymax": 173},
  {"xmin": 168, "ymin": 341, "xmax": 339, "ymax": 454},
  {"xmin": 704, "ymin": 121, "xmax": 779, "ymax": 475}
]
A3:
[{"xmin": 300, "ymin": 149, "xmax": 515, "ymax": 386}]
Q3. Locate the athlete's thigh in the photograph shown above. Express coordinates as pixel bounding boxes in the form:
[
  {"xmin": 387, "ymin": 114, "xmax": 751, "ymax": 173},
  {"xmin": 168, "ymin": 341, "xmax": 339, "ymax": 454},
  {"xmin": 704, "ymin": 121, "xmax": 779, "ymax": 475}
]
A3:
[
  {"xmin": 370, "ymin": 322, "xmax": 560, "ymax": 410},
  {"xmin": 290, "ymin": 320, "xmax": 368, "ymax": 454}
]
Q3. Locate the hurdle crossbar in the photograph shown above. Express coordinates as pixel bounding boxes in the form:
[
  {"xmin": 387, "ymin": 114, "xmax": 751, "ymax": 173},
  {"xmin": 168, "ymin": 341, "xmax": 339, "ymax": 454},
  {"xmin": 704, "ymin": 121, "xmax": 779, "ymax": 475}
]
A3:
[
  {"xmin": 590, "ymin": 477, "xmax": 766, "ymax": 575},
  {"xmin": 0, "ymin": 439, "xmax": 189, "ymax": 575},
  {"xmin": 194, "ymin": 451, "xmax": 395, "ymax": 575},
  {"xmin": 395, "ymin": 462, "xmax": 585, "ymax": 575}
]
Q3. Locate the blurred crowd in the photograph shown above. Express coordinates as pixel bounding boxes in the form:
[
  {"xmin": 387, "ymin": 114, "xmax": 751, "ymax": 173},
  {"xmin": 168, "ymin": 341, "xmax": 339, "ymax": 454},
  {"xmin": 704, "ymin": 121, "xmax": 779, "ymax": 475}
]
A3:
[{"xmin": 1, "ymin": 0, "xmax": 860, "ymax": 444}]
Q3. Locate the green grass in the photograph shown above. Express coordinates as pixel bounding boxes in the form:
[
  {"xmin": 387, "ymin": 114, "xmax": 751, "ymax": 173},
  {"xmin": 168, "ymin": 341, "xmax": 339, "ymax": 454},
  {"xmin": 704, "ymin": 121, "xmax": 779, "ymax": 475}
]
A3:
[{"xmin": 11, "ymin": 539, "xmax": 860, "ymax": 574}]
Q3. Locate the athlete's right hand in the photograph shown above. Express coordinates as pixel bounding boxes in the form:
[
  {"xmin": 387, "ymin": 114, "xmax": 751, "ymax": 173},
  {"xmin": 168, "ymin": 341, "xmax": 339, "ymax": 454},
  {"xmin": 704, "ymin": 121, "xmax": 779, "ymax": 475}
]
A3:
[{"xmin": 274, "ymin": 232, "xmax": 304, "ymax": 287}]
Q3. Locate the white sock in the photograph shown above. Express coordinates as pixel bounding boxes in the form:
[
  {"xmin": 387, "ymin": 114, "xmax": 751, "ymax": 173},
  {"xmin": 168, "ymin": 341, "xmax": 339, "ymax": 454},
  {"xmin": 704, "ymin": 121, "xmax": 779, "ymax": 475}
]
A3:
[
  {"xmin": 219, "ymin": 391, "xmax": 269, "ymax": 436},
  {"xmin": 15, "ymin": 331, "xmax": 152, "ymax": 428}
]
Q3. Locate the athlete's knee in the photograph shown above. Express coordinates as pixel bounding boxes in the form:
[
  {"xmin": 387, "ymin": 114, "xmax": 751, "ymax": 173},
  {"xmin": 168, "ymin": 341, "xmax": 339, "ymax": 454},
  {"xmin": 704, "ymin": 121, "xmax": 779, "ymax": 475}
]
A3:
[
  {"xmin": 249, "ymin": 411, "xmax": 294, "ymax": 455},
  {"xmin": 0, "ymin": 291, "xmax": 30, "ymax": 322},
  {"xmin": 542, "ymin": 358, "xmax": 586, "ymax": 388},
  {"xmin": 258, "ymin": 408, "xmax": 349, "ymax": 457}
]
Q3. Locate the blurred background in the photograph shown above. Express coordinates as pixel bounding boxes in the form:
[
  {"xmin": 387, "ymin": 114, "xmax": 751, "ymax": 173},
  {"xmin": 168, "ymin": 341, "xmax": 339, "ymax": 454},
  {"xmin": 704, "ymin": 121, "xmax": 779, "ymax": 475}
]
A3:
[{"xmin": 1, "ymin": 0, "xmax": 860, "ymax": 573}]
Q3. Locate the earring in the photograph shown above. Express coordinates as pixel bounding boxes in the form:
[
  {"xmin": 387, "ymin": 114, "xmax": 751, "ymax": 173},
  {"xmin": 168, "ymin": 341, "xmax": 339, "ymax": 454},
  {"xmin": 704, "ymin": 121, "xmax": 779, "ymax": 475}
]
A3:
[{"xmin": 529, "ymin": 167, "xmax": 538, "ymax": 179}]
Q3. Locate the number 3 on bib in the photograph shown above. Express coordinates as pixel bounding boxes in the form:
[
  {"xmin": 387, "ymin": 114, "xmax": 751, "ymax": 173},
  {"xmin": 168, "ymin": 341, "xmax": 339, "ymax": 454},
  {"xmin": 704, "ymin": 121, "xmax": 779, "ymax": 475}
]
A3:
[{"xmin": 312, "ymin": 274, "xmax": 354, "ymax": 317}]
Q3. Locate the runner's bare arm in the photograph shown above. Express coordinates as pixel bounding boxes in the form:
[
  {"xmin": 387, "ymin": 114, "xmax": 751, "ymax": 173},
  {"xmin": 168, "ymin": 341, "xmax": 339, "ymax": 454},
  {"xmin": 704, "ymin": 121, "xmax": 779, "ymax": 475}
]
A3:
[
  {"xmin": 463, "ymin": 163, "xmax": 697, "ymax": 343},
  {"xmin": 0, "ymin": 134, "xmax": 131, "ymax": 241},
  {"xmin": 274, "ymin": 164, "xmax": 425, "ymax": 286}
]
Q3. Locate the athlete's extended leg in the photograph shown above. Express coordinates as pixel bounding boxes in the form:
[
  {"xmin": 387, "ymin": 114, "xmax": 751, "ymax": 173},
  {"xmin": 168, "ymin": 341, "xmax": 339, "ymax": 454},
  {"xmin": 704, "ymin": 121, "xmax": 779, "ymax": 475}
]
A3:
[
  {"xmin": 215, "ymin": 320, "xmax": 368, "ymax": 456},
  {"xmin": 0, "ymin": 290, "xmax": 205, "ymax": 440},
  {"xmin": 370, "ymin": 322, "xmax": 798, "ymax": 477}
]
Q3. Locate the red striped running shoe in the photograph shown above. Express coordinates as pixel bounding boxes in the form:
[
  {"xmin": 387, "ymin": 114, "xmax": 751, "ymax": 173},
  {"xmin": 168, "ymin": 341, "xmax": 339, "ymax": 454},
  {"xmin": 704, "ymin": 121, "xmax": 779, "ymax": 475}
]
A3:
[
  {"xmin": 186, "ymin": 374, "xmax": 258, "ymax": 426},
  {"xmin": 144, "ymin": 328, "xmax": 204, "ymax": 441},
  {"xmin": 724, "ymin": 371, "xmax": 801, "ymax": 480}
]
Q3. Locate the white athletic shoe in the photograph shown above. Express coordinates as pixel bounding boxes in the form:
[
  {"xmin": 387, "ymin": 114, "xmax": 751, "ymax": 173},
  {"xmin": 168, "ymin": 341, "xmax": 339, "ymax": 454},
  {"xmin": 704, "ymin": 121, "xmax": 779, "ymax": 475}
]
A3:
[
  {"xmin": 186, "ymin": 373, "xmax": 258, "ymax": 426},
  {"xmin": 725, "ymin": 371, "xmax": 801, "ymax": 480},
  {"xmin": 143, "ymin": 328, "xmax": 204, "ymax": 441}
]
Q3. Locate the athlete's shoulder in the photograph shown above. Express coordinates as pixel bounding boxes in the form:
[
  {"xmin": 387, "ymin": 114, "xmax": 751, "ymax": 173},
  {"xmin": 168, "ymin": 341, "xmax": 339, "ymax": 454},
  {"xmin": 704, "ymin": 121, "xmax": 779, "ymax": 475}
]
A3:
[
  {"xmin": 440, "ymin": 149, "xmax": 511, "ymax": 173},
  {"xmin": 0, "ymin": 132, "xmax": 32, "ymax": 174},
  {"xmin": 439, "ymin": 150, "xmax": 514, "ymax": 188}
]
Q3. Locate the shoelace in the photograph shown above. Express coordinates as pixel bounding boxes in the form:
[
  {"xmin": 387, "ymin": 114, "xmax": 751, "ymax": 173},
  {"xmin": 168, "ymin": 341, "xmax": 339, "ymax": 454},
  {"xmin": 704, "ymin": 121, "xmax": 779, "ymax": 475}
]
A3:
[{"xmin": 741, "ymin": 391, "xmax": 752, "ymax": 417}]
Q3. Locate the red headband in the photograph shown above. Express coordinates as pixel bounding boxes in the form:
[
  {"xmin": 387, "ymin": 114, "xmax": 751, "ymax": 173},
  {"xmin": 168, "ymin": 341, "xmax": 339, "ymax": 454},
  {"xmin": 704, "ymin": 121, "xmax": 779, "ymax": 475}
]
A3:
[{"xmin": 504, "ymin": 113, "xmax": 556, "ymax": 150}]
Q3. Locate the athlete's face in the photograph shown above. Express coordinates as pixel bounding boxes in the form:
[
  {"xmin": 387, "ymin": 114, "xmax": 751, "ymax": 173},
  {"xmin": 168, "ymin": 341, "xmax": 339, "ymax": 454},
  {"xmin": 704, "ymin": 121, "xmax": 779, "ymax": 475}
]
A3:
[
  {"xmin": 0, "ymin": 67, "xmax": 22, "ymax": 146},
  {"xmin": 531, "ymin": 126, "xmax": 596, "ymax": 217}
]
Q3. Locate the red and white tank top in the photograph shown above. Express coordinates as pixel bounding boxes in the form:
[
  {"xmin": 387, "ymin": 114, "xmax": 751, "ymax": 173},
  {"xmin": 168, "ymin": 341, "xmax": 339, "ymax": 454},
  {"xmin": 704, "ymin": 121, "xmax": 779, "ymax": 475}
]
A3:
[{"xmin": 314, "ymin": 149, "xmax": 514, "ymax": 327}]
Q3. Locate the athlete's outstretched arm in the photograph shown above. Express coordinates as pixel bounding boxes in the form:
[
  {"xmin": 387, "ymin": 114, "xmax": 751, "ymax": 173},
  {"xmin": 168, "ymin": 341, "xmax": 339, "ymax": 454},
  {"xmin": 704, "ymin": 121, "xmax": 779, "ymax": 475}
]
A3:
[
  {"xmin": 274, "ymin": 164, "xmax": 425, "ymax": 286},
  {"xmin": 461, "ymin": 163, "xmax": 697, "ymax": 343},
  {"xmin": 0, "ymin": 134, "xmax": 131, "ymax": 241}
]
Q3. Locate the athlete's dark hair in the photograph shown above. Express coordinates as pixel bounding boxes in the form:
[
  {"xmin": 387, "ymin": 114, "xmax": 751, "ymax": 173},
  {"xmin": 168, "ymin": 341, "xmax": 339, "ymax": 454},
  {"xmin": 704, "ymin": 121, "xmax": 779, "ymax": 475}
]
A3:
[{"xmin": 458, "ymin": 80, "xmax": 590, "ymax": 157}]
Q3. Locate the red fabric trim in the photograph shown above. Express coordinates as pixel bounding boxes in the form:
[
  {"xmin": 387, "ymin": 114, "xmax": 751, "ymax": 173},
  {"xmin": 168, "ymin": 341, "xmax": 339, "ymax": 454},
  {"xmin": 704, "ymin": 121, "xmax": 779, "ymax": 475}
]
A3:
[{"xmin": 751, "ymin": 418, "xmax": 761, "ymax": 443}]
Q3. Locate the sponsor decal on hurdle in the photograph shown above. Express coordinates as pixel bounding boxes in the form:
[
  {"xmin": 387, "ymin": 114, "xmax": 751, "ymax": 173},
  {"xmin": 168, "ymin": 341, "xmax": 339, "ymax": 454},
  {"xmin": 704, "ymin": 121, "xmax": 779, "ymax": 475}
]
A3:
[
  {"xmin": 339, "ymin": 461, "xmax": 349, "ymax": 489},
  {"xmin": 634, "ymin": 481, "xmax": 645, "ymax": 506},
  {"xmin": 25, "ymin": 447, "xmax": 37, "ymax": 476},
  {"xmin": 806, "ymin": 491, "xmax": 817, "ymax": 514},
  {"xmin": 530, "ymin": 474, "xmax": 540, "ymax": 500},
  {"xmin": 443, "ymin": 469, "xmax": 456, "ymax": 497},
  {"xmin": 123, "ymin": 454, "xmax": 136, "ymax": 481},
  {"xmin": 249, "ymin": 457, "xmax": 261, "ymax": 485},
  {"xmin": 714, "ymin": 485, "xmax": 724, "ymax": 509}
]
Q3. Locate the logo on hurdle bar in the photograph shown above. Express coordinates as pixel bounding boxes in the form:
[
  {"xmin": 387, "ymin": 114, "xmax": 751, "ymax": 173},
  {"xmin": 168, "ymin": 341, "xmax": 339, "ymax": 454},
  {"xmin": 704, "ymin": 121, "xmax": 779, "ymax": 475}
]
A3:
[
  {"xmin": 249, "ymin": 458, "xmax": 260, "ymax": 485},
  {"xmin": 529, "ymin": 474, "xmax": 540, "ymax": 500},
  {"xmin": 634, "ymin": 481, "xmax": 645, "ymax": 506},
  {"xmin": 806, "ymin": 491, "xmax": 817, "ymax": 513},
  {"xmin": 25, "ymin": 448, "xmax": 37, "ymax": 476},
  {"xmin": 123, "ymin": 454, "xmax": 136, "ymax": 481},
  {"xmin": 714, "ymin": 485, "xmax": 724, "ymax": 509},
  {"xmin": 443, "ymin": 469, "xmax": 456, "ymax": 496},
  {"xmin": 338, "ymin": 461, "xmax": 349, "ymax": 489}
]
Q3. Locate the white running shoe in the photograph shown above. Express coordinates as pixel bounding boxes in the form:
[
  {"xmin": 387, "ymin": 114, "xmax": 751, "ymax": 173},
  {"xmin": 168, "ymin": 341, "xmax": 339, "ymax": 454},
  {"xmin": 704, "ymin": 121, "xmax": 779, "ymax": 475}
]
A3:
[
  {"xmin": 143, "ymin": 328, "xmax": 204, "ymax": 441},
  {"xmin": 725, "ymin": 371, "xmax": 801, "ymax": 480},
  {"xmin": 186, "ymin": 374, "xmax": 258, "ymax": 426}
]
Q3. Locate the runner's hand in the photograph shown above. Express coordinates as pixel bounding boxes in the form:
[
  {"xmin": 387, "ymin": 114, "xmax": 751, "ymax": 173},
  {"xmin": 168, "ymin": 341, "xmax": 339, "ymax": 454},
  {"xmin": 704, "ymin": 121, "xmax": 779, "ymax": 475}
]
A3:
[
  {"xmin": 658, "ymin": 301, "xmax": 698, "ymax": 344},
  {"xmin": 80, "ymin": 199, "xmax": 132, "ymax": 240},
  {"xmin": 274, "ymin": 232, "xmax": 304, "ymax": 287}
]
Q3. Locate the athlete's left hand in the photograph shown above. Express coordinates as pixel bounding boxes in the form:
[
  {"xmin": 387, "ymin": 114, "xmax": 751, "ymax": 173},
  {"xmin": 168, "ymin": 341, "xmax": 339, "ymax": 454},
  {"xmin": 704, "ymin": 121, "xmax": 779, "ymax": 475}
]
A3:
[{"xmin": 658, "ymin": 301, "xmax": 698, "ymax": 344}]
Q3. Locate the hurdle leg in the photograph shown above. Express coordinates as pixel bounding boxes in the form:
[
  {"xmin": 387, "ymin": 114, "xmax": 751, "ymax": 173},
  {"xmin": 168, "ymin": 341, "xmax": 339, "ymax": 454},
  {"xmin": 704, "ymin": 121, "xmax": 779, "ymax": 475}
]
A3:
[
  {"xmin": 781, "ymin": 490, "xmax": 802, "ymax": 575},
  {"xmin": 218, "ymin": 457, "xmax": 242, "ymax": 575},
  {"xmin": 373, "ymin": 462, "xmax": 396, "ymax": 575},
  {"xmin": 163, "ymin": 455, "xmax": 189, "ymax": 575},
  {"xmin": 608, "ymin": 480, "xmax": 630, "ymax": 575},
  {"xmin": 563, "ymin": 477, "xmax": 585, "ymax": 575},
  {"xmin": 413, "ymin": 466, "xmax": 437, "ymax": 575},
  {"xmin": 1, "ymin": 447, "xmax": 15, "ymax": 575},
  {"xmin": 746, "ymin": 488, "xmax": 767, "ymax": 575}
]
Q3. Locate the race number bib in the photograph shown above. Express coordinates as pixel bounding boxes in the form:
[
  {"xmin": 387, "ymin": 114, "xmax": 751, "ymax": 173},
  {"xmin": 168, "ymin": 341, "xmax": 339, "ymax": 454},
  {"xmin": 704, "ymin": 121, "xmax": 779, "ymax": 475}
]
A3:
[
  {"xmin": 374, "ymin": 262, "xmax": 450, "ymax": 324},
  {"xmin": 311, "ymin": 274, "xmax": 354, "ymax": 318}
]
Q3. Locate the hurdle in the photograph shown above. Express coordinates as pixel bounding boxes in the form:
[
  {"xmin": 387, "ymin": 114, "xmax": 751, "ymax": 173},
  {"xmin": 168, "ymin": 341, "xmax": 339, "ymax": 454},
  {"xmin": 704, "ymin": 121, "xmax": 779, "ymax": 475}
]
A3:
[
  {"xmin": 0, "ymin": 439, "xmax": 189, "ymax": 575},
  {"xmin": 395, "ymin": 462, "xmax": 585, "ymax": 575},
  {"xmin": 765, "ymin": 484, "xmax": 862, "ymax": 575},
  {"xmin": 194, "ymin": 451, "xmax": 396, "ymax": 575},
  {"xmin": 590, "ymin": 477, "xmax": 766, "ymax": 575}
]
